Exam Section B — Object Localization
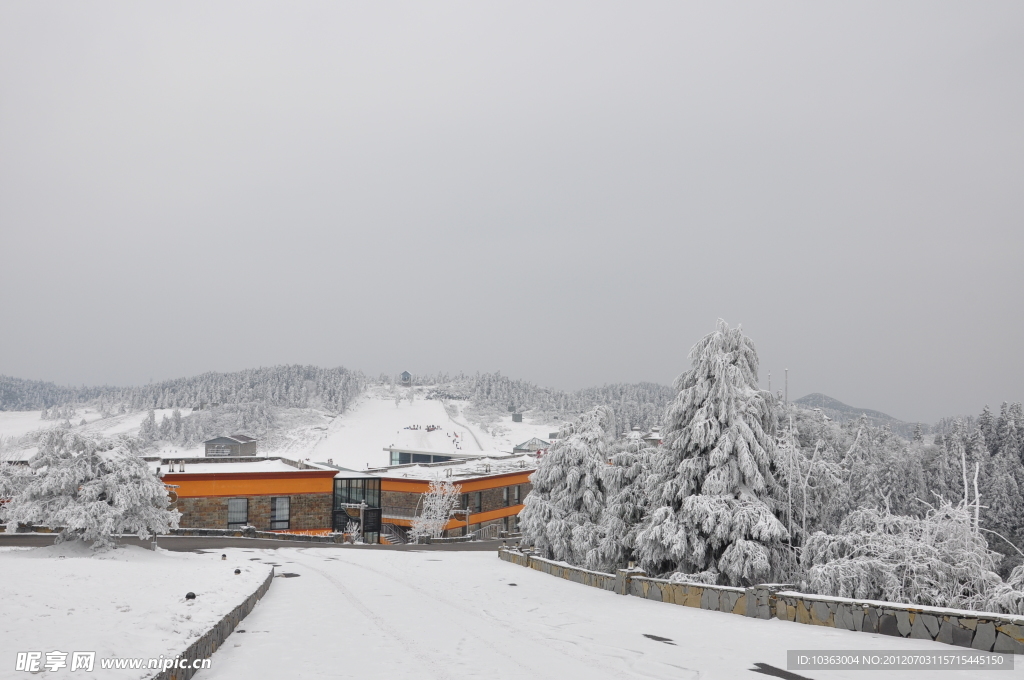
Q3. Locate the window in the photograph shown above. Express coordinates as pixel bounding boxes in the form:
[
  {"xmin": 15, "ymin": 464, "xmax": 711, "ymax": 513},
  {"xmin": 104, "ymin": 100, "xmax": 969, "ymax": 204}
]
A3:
[
  {"xmin": 334, "ymin": 478, "xmax": 381, "ymax": 508},
  {"xmin": 227, "ymin": 498, "xmax": 248, "ymax": 529},
  {"xmin": 473, "ymin": 491, "xmax": 482, "ymax": 514},
  {"xmin": 461, "ymin": 493, "xmax": 469, "ymax": 509},
  {"xmin": 512, "ymin": 485, "xmax": 521, "ymax": 505},
  {"xmin": 502, "ymin": 487, "xmax": 509, "ymax": 507},
  {"xmin": 270, "ymin": 497, "xmax": 290, "ymax": 530}
]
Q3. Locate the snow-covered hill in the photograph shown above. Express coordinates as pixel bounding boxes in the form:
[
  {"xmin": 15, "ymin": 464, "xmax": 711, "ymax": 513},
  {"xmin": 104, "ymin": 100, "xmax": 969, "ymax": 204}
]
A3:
[{"xmin": 0, "ymin": 385, "xmax": 560, "ymax": 470}]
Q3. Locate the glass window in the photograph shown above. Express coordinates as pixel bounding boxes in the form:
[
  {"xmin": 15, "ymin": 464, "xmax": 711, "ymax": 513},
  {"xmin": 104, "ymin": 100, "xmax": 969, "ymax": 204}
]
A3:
[
  {"xmin": 461, "ymin": 493, "xmax": 469, "ymax": 509},
  {"xmin": 270, "ymin": 497, "xmax": 290, "ymax": 530},
  {"xmin": 227, "ymin": 498, "xmax": 248, "ymax": 528},
  {"xmin": 502, "ymin": 487, "xmax": 509, "ymax": 507},
  {"xmin": 473, "ymin": 492, "xmax": 482, "ymax": 513},
  {"xmin": 513, "ymin": 485, "xmax": 521, "ymax": 505},
  {"xmin": 335, "ymin": 478, "xmax": 381, "ymax": 508}
]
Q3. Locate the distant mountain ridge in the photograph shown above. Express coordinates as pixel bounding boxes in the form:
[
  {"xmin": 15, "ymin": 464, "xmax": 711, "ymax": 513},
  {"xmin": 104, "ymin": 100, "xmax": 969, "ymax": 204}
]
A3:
[{"xmin": 794, "ymin": 393, "xmax": 925, "ymax": 437}]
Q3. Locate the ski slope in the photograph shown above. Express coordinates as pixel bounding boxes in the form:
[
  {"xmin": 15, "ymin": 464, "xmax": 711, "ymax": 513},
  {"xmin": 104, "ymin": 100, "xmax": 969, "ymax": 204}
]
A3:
[{"xmin": 303, "ymin": 386, "xmax": 559, "ymax": 470}]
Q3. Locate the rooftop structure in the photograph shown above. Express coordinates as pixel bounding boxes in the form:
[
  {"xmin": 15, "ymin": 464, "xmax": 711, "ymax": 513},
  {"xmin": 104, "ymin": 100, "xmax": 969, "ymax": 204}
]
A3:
[
  {"xmin": 203, "ymin": 434, "xmax": 258, "ymax": 457},
  {"xmin": 512, "ymin": 437, "xmax": 549, "ymax": 454}
]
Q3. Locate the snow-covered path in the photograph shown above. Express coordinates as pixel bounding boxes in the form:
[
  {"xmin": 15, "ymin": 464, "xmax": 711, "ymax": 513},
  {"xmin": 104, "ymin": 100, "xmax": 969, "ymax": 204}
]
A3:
[{"xmin": 197, "ymin": 549, "xmax": 1020, "ymax": 680}]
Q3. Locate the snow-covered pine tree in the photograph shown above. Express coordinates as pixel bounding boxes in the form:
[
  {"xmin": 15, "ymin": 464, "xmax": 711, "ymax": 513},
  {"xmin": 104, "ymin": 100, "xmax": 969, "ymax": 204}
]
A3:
[
  {"xmin": 634, "ymin": 319, "xmax": 788, "ymax": 585},
  {"xmin": 594, "ymin": 436, "xmax": 655, "ymax": 571},
  {"xmin": 519, "ymin": 405, "xmax": 615, "ymax": 566},
  {"xmin": 2, "ymin": 430, "xmax": 180, "ymax": 548}
]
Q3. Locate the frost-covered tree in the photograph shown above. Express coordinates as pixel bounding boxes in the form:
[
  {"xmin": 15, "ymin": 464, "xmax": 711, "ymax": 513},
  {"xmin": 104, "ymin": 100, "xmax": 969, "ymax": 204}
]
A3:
[
  {"xmin": 594, "ymin": 437, "xmax": 655, "ymax": 571},
  {"xmin": 1, "ymin": 430, "xmax": 179, "ymax": 549},
  {"xmin": 410, "ymin": 479, "xmax": 461, "ymax": 539},
  {"xmin": 634, "ymin": 320, "xmax": 788, "ymax": 585},
  {"xmin": 803, "ymin": 503, "xmax": 1004, "ymax": 609},
  {"xmin": 519, "ymin": 406, "xmax": 615, "ymax": 566}
]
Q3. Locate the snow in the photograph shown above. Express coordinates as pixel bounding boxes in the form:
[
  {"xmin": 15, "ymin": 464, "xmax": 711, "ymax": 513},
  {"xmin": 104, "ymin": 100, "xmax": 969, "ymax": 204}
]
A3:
[
  {"xmin": 154, "ymin": 460, "xmax": 335, "ymax": 475},
  {"xmin": 305, "ymin": 387, "xmax": 504, "ymax": 469},
  {"xmin": 0, "ymin": 411, "xmax": 48, "ymax": 439},
  {"xmin": 0, "ymin": 543, "xmax": 271, "ymax": 679},
  {"xmin": 372, "ymin": 453, "xmax": 537, "ymax": 480},
  {"xmin": 198, "ymin": 548, "xmax": 1021, "ymax": 680}
]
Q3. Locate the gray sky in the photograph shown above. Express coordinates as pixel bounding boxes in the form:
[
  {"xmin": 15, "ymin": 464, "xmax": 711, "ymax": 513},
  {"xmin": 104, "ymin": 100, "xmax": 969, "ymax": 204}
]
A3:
[{"xmin": 1, "ymin": 2, "xmax": 1022, "ymax": 424}]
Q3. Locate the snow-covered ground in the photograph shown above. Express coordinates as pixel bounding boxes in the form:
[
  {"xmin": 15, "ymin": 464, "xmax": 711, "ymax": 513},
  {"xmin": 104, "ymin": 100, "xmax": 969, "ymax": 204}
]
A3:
[
  {"xmin": 196, "ymin": 548, "xmax": 1021, "ymax": 680},
  {"xmin": 0, "ymin": 543, "xmax": 271, "ymax": 679}
]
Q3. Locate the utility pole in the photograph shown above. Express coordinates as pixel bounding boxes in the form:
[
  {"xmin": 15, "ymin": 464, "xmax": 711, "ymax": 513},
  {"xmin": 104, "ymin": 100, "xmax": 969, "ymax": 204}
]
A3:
[
  {"xmin": 785, "ymin": 369, "xmax": 788, "ymax": 405},
  {"xmin": 768, "ymin": 371, "xmax": 771, "ymax": 393}
]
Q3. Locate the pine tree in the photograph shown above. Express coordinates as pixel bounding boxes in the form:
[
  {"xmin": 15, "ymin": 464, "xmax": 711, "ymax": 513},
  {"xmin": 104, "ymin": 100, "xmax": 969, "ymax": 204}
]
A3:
[
  {"xmin": 519, "ymin": 406, "xmax": 615, "ymax": 566},
  {"xmin": 633, "ymin": 320, "xmax": 788, "ymax": 585},
  {"xmin": 595, "ymin": 437, "xmax": 655, "ymax": 571},
  {"xmin": 2, "ymin": 430, "xmax": 179, "ymax": 548}
]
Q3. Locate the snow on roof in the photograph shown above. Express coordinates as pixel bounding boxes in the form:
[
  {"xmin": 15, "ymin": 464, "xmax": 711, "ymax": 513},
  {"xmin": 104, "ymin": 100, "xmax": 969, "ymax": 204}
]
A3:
[
  {"xmin": 369, "ymin": 453, "xmax": 538, "ymax": 481},
  {"xmin": 152, "ymin": 459, "xmax": 333, "ymax": 475},
  {"xmin": 512, "ymin": 437, "xmax": 549, "ymax": 451},
  {"xmin": 203, "ymin": 435, "xmax": 257, "ymax": 445}
]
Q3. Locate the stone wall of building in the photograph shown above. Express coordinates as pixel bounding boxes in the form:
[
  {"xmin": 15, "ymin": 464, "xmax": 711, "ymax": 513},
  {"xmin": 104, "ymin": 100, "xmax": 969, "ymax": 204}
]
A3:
[{"xmin": 174, "ymin": 493, "xmax": 332, "ymax": 531}]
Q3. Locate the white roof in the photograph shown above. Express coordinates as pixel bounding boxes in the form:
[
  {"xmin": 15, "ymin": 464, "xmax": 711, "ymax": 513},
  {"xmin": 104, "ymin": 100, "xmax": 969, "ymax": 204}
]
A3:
[
  {"xmin": 151, "ymin": 459, "xmax": 333, "ymax": 475},
  {"xmin": 369, "ymin": 453, "xmax": 538, "ymax": 481}
]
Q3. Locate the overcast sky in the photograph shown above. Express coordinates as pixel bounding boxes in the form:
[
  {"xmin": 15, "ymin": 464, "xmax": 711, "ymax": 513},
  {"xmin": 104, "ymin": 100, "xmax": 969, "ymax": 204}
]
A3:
[{"xmin": 1, "ymin": 2, "xmax": 1022, "ymax": 423}]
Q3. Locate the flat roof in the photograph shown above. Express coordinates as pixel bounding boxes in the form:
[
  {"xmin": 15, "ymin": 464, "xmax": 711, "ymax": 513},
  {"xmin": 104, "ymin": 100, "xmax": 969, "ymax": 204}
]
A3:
[
  {"xmin": 152, "ymin": 459, "xmax": 334, "ymax": 476},
  {"xmin": 368, "ymin": 452, "xmax": 538, "ymax": 481}
]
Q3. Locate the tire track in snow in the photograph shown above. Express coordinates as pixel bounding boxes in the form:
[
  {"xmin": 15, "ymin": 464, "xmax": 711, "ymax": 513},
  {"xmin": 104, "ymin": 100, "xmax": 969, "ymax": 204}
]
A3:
[
  {"xmin": 303, "ymin": 551, "xmax": 686, "ymax": 680},
  {"xmin": 288, "ymin": 553, "xmax": 456, "ymax": 680}
]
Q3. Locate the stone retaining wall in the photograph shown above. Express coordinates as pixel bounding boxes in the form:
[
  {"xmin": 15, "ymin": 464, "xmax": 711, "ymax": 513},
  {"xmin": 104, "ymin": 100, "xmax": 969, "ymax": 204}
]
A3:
[
  {"xmin": 150, "ymin": 566, "xmax": 275, "ymax": 680},
  {"xmin": 497, "ymin": 548, "xmax": 1024, "ymax": 653},
  {"xmin": 498, "ymin": 550, "xmax": 615, "ymax": 590}
]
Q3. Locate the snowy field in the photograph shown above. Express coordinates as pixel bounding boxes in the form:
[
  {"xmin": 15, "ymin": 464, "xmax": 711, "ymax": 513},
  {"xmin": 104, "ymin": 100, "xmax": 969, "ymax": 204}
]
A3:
[
  {"xmin": 0, "ymin": 543, "xmax": 271, "ymax": 679},
  {"xmin": 197, "ymin": 548, "xmax": 1022, "ymax": 680}
]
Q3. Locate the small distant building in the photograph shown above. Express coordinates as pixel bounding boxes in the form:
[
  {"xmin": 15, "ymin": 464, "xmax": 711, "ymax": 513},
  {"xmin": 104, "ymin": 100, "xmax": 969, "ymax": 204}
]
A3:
[
  {"xmin": 511, "ymin": 412, "xmax": 523, "ymax": 423},
  {"xmin": 642, "ymin": 427, "xmax": 663, "ymax": 447},
  {"xmin": 399, "ymin": 371, "xmax": 412, "ymax": 386},
  {"xmin": 548, "ymin": 432, "xmax": 561, "ymax": 440},
  {"xmin": 513, "ymin": 437, "xmax": 549, "ymax": 454},
  {"xmin": 204, "ymin": 435, "xmax": 258, "ymax": 457}
]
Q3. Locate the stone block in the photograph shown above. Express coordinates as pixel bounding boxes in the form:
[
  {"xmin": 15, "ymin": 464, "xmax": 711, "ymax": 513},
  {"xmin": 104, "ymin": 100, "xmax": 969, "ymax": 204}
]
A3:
[
  {"xmin": 993, "ymin": 632, "xmax": 1024, "ymax": 655},
  {"xmin": 701, "ymin": 589, "xmax": 719, "ymax": 611},
  {"xmin": 733, "ymin": 594, "xmax": 747, "ymax": 616},
  {"xmin": 683, "ymin": 587, "xmax": 703, "ymax": 608},
  {"xmin": 920, "ymin": 614, "xmax": 940, "ymax": 638},
  {"xmin": 996, "ymin": 623, "xmax": 1023, "ymax": 645},
  {"xmin": 936, "ymin": 621, "xmax": 955, "ymax": 645},
  {"xmin": 811, "ymin": 601, "xmax": 832, "ymax": 626},
  {"xmin": 796, "ymin": 601, "xmax": 811, "ymax": 625},
  {"xmin": 895, "ymin": 610, "xmax": 911, "ymax": 636},
  {"xmin": 878, "ymin": 614, "xmax": 900, "ymax": 637},
  {"xmin": 853, "ymin": 608, "xmax": 865, "ymax": 631},
  {"xmin": 758, "ymin": 604, "xmax": 771, "ymax": 619},
  {"xmin": 648, "ymin": 583, "xmax": 663, "ymax": 602},
  {"xmin": 972, "ymin": 622, "xmax": 996, "ymax": 651},
  {"xmin": 720, "ymin": 591, "xmax": 736, "ymax": 612},
  {"xmin": 835, "ymin": 604, "xmax": 854, "ymax": 631},
  {"xmin": 910, "ymin": 614, "xmax": 935, "ymax": 640},
  {"xmin": 952, "ymin": 624, "xmax": 975, "ymax": 648},
  {"xmin": 959, "ymin": 617, "xmax": 978, "ymax": 630}
]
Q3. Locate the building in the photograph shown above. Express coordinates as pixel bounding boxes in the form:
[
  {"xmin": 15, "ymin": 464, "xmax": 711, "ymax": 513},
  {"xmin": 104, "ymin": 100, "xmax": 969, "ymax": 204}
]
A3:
[
  {"xmin": 384, "ymin": 446, "xmax": 482, "ymax": 466},
  {"xmin": 642, "ymin": 427, "xmax": 663, "ymax": 447},
  {"xmin": 157, "ymin": 451, "xmax": 538, "ymax": 543},
  {"xmin": 399, "ymin": 371, "xmax": 412, "ymax": 386},
  {"xmin": 203, "ymin": 434, "xmax": 258, "ymax": 457},
  {"xmin": 370, "ymin": 453, "xmax": 537, "ymax": 537},
  {"xmin": 512, "ymin": 437, "xmax": 549, "ymax": 454},
  {"xmin": 159, "ymin": 457, "xmax": 338, "ymax": 534},
  {"xmin": 511, "ymin": 412, "xmax": 523, "ymax": 423}
]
